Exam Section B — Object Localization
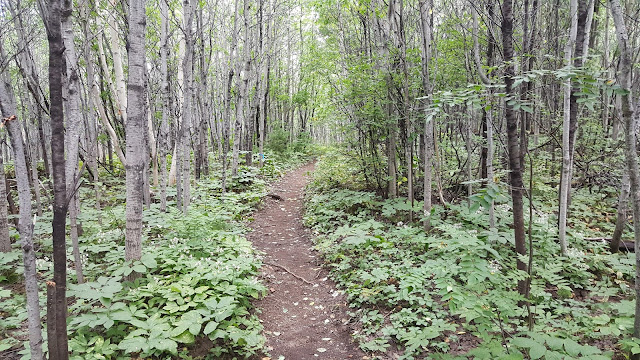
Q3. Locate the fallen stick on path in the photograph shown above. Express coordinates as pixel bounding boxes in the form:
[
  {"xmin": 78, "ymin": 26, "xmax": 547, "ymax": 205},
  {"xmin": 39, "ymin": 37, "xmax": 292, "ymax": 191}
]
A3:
[
  {"xmin": 267, "ymin": 193, "xmax": 284, "ymax": 201},
  {"xmin": 264, "ymin": 262, "xmax": 314, "ymax": 285}
]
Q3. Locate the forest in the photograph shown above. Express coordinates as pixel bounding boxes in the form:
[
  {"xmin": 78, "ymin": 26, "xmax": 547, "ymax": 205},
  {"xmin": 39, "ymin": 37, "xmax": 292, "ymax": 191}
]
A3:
[{"xmin": 0, "ymin": 0, "xmax": 640, "ymax": 358}]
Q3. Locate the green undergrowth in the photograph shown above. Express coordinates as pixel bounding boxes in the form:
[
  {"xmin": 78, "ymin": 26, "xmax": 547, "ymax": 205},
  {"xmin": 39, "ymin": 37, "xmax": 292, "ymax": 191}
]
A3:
[
  {"xmin": 304, "ymin": 150, "xmax": 634, "ymax": 360},
  {"xmin": 0, "ymin": 152, "xmax": 313, "ymax": 359}
]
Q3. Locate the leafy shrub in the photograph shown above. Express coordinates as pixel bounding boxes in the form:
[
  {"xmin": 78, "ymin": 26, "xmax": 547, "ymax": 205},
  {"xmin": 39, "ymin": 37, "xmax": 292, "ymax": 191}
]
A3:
[
  {"xmin": 291, "ymin": 132, "xmax": 312, "ymax": 153},
  {"xmin": 304, "ymin": 155, "xmax": 634, "ymax": 359},
  {"xmin": 1, "ymin": 168, "xmax": 272, "ymax": 359},
  {"xmin": 308, "ymin": 150, "xmax": 369, "ymax": 192},
  {"xmin": 266, "ymin": 128, "xmax": 290, "ymax": 154}
]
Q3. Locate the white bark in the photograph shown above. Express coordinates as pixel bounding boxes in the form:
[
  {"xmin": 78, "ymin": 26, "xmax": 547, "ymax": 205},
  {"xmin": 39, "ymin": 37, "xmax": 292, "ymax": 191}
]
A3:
[
  {"xmin": 0, "ymin": 61, "xmax": 43, "ymax": 360},
  {"xmin": 609, "ymin": 0, "xmax": 640, "ymax": 344},
  {"xmin": 0, "ymin": 150, "xmax": 10, "ymax": 252},
  {"xmin": 181, "ymin": 0, "xmax": 194, "ymax": 213},
  {"xmin": 487, "ymin": 104, "xmax": 495, "ymax": 228},
  {"xmin": 82, "ymin": 1, "xmax": 102, "ymax": 218},
  {"xmin": 90, "ymin": 82, "xmax": 126, "ymax": 164},
  {"xmin": 107, "ymin": 0, "xmax": 128, "ymax": 122},
  {"xmin": 232, "ymin": 0, "xmax": 252, "ymax": 176},
  {"xmin": 160, "ymin": 0, "xmax": 169, "ymax": 212},
  {"xmin": 420, "ymin": 0, "xmax": 433, "ymax": 230},
  {"xmin": 62, "ymin": 0, "xmax": 85, "ymax": 284},
  {"xmin": 125, "ymin": 0, "xmax": 147, "ymax": 264},
  {"xmin": 559, "ymin": 0, "xmax": 578, "ymax": 255}
]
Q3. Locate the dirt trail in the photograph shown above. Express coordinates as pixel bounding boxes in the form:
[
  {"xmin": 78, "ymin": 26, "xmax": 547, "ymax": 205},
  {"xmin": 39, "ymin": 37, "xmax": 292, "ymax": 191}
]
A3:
[{"xmin": 248, "ymin": 163, "xmax": 364, "ymax": 360}]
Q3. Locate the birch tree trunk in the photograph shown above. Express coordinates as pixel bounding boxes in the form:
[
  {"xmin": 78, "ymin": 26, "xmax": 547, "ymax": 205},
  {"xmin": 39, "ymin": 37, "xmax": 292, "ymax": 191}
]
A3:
[
  {"xmin": 419, "ymin": 0, "xmax": 433, "ymax": 231},
  {"xmin": 108, "ymin": 0, "xmax": 128, "ymax": 122},
  {"xmin": 181, "ymin": 0, "xmax": 194, "ymax": 213},
  {"xmin": 472, "ymin": 3, "xmax": 496, "ymax": 228},
  {"xmin": 0, "ymin": 47, "xmax": 43, "ymax": 360},
  {"xmin": 62, "ymin": 0, "xmax": 85, "ymax": 284},
  {"xmin": 602, "ymin": 8, "xmax": 611, "ymax": 132},
  {"xmin": 9, "ymin": 0, "xmax": 52, "ymax": 178},
  {"xmin": 609, "ymin": 1, "xmax": 640, "ymax": 353},
  {"xmin": 160, "ymin": 0, "xmax": 169, "ymax": 212},
  {"xmin": 27, "ymin": 106, "xmax": 43, "ymax": 217},
  {"xmin": 125, "ymin": 0, "xmax": 147, "ymax": 267},
  {"xmin": 0, "ymin": 150, "xmax": 9, "ymax": 252},
  {"xmin": 82, "ymin": 0, "xmax": 101, "ymax": 219},
  {"xmin": 259, "ymin": 4, "xmax": 271, "ymax": 168},
  {"xmin": 558, "ymin": 0, "xmax": 579, "ymax": 255},
  {"xmin": 221, "ymin": 0, "xmax": 240, "ymax": 193},
  {"xmin": 232, "ymin": 0, "xmax": 252, "ymax": 177}
]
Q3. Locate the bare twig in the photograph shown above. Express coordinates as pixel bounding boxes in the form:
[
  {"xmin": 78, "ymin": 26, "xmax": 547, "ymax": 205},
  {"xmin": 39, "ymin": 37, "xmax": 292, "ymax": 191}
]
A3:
[{"xmin": 264, "ymin": 261, "xmax": 313, "ymax": 285}]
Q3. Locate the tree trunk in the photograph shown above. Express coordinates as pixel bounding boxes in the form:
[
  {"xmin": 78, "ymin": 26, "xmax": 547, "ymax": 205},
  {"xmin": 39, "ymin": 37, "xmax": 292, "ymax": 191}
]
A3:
[
  {"xmin": 501, "ymin": 0, "xmax": 528, "ymax": 296},
  {"xmin": 232, "ymin": 0, "xmax": 252, "ymax": 177},
  {"xmin": 62, "ymin": 0, "xmax": 85, "ymax": 285},
  {"xmin": 558, "ymin": 0, "xmax": 579, "ymax": 255},
  {"xmin": 611, "ymin": 172, "xmax": 630, "ymax": 252},
  {"xmin": 421, "ymin": 0, "xmax": 434, "ymax": 230},
  {"xmin": 40, "ymin": 0, "xmax": 70, "ymax": 355},
  {"xmin": 108, "ymin": 0, "xmax": 128, "ymax": 122},
  {"xmin": 181, "ymin": 0, "xmax": 194, "ymax": 213},
  {"xmin": 221, "ymin": 0, "xmax": 240, "ymax": 193},
  {"xmin": 602, "ymin": 7, "xmax": 611, "ymax": 132},
  {"xmin": 259, "ymin": 55, "xmax": 271, "ymax": 168},
  {"xmin": 0, "ymin": 48, "xmax": 44, "ymax": 360},
  {"xmin": 9, "ymin": 0, "xmax": 51, "ymax": 178},
  {"xmin": 160, "ymin": 0, "xmax": 169, "ymax": 212},
  {"xmin": 125, "ymin": 0, "xmax": 147, "ymax": 269},
  {"xmin": 609, "ymin": 1, "xmax": 640, "ymax": 355},
  {"xmin": 0, "ymin": 152, "xmax": 9, "ymax": 252},
  {"xmin": 472, "ymin": 3, "xmax": 496, "ymax": 228},
  {"xmin": 82, "ymin": 0, "xmax": 101, "ymax": 220}
]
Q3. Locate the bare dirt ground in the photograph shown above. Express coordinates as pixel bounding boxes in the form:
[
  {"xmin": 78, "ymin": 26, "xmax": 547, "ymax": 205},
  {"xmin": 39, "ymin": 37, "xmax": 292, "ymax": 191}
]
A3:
[{"xmin": 248, "ymin": 162, "xmax": 365, "ymax": 360}]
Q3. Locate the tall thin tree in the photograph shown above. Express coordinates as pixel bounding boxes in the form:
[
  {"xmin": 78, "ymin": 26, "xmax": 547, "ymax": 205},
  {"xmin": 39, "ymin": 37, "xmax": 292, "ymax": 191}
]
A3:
[
  {"xmin": 609, "ymin": 1, "xmax": 640, "ymax": 357},
  {"xmin": 501, "ymin": 0, "xmax": 528, "ymax": 296},
  {"xmin": 0, "ymin": 43, "xmax": 44, "ymax": 360},
  {"xmin": 124, "ymin": 0, "xmax": 147, "ymax": 268}
]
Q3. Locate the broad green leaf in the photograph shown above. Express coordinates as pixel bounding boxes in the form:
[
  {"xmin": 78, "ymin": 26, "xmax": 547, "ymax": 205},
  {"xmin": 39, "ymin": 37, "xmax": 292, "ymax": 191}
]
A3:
[
  {"xmin": 563, "ymin": 338, "xmax": 581, "ymax": 357},
  {"xmin": 203, "ymin": 321, "xmax": 219, "ymax": 335},
  {"xmin": 529, "ymin": 344, "xmax": 546, "ymax": 359},
  {"xmin": 173, "ymin": 330, "xmax": 195, "ymax": 344},
  {"xmin": 140, "ymin": 254, "xmax": 158, "ymax": 269},
  {"xmin": 132, "ymin": 264, "xmax": 147, "ymax": 273}
]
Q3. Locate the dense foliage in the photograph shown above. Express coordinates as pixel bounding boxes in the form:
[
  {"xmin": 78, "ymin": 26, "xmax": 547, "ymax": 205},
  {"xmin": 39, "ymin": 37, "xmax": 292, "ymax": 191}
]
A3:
[
  {"xmin": 0, "ymin": 153, "xmax": 311, "ymax": 359},
  {"xmin": 304, "ymin": 150, "xmax": 636, "ymax": 359}
]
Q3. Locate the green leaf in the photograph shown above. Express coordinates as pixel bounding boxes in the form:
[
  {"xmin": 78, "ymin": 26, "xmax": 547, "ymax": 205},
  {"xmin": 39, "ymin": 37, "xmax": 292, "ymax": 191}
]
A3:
[
  {"xmin": 203, "ymin": 321, "xmax": 219, "ymax": 335},
  {"xmin": 118, "ymin": 337, "xmax": 147, "ymax": 354},
  {"xmin": 189, "ymin": 323, "xmax": 202, "ymax": 336},
  {"xmin": 580, "ymin": 344, "xmax": 601, "ymax": 356},
  {"xmin": 529, "ymin": 343, "xmax": 546, "ymax": 359},
  {"xmin": 511, "ymin": 337, "xmax": 539, "ymax": 348},
  {"xmin": 173, "ymin": 330, "xmax": 195, "ymax": 344},
  {"xmin": 140, "ymin": 254, "xmax": 157, "ymax": 269},
  {"xmin": 154, "ymin": 338, "xmax": 177, "ymax": 354},
  {"xmin": 563, "ymin": 338, "xmax": 581, "ymax": 357},
  {"xmin": 545, "ymin": 336, "xmax": 564, "ymax": 351},
  {"xmin": 132, "ymin": 264, "xmax": 147, "ymax": 273},
  {"xmin": 469, "ymin": 202, "xmax": 480, "ymax": 213}
]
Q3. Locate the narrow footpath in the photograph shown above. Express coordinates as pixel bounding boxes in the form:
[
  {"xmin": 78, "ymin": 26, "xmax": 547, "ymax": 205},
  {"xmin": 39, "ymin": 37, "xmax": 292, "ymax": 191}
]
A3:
[{"xmin": 248, "ymin": 163, "xmax": 364, "ymax": 360}]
